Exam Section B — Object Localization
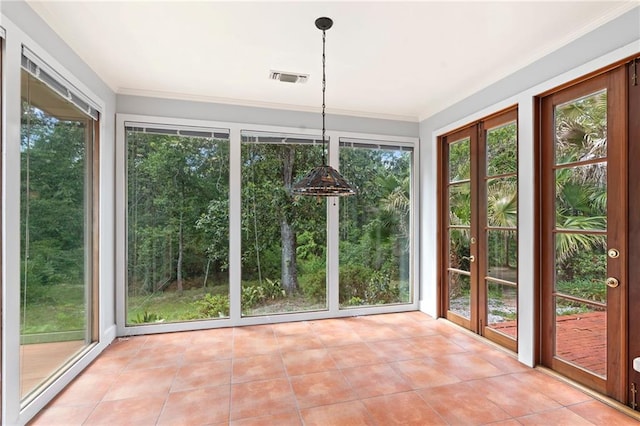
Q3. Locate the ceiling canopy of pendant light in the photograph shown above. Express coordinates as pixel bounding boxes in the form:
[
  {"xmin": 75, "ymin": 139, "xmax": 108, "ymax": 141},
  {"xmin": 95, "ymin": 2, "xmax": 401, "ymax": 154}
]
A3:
[{"xmin": 291, "ymin": 17, "xmax": 356, "ymax": 197}]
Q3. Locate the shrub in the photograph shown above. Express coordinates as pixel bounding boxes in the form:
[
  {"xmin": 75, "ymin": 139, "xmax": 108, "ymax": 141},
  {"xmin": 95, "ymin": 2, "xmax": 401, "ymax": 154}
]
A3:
[
  {"xmin": 365, "ymin": 271, "xmax": 400, "ymax": 304},
  {"xmin": 300, "ymin": 269, "xmax": 326, "ymax": 302},
  {"xmin": 130, "ymin": 311, "xmax": 164, "ymax": 324},
  {"xmin": 339, "ymin": 265, "xmax": 372, "ymax": 303},
  {"xmin": 241, "ymin": 278, "xmax": 285, "ymax": 309},
  {"xmin": 192, "ymin": 293, "xmax": 229, "ymax": 318}
]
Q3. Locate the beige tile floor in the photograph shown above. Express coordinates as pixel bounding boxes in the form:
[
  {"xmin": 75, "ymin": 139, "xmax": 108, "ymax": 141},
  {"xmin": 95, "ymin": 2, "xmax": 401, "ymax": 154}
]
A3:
[{"xmin": 30, "ymin": 312, "xmax": 640, "ymax": 425}]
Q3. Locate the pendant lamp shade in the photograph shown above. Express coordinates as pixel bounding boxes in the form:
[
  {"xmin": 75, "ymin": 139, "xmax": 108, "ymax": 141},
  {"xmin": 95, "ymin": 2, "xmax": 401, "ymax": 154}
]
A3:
[
  {"xmin": 291, "ymin": 17, "xmax": 356, "ymax": 197},
  {"xmin": 292, "ymin": 165, "xmax": 356, "ymax": 196}
]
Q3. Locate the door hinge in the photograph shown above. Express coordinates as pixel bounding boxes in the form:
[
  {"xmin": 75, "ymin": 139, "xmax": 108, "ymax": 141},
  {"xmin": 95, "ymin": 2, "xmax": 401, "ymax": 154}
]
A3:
[
  {"xmin": 632, "ymin": 382, "xmax": 638, "ymax": 411},
  {"xmin": 632, "ymin": 59, "xmax": 638, "ymax": 87}
]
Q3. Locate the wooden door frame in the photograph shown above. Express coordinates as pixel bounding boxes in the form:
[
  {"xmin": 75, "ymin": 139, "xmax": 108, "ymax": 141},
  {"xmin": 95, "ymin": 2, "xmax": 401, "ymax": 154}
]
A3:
[
  {"xmin": 438, "ymin": 125, "xmax": 479, "ymax": 332},
  {"xmin": 438, "ymin": 107, "xmax": 519, "ymax": 353},
  {"xmin": 628, "ymin": 57, "xmax": 640, "ymax": 409},
  {"xmin": 480, "ymin": 108, "xmax": 519, "ymax": 352},
  {"xmin": 539, "ymin": 66, "xmax": 628, "ymax": 402}
]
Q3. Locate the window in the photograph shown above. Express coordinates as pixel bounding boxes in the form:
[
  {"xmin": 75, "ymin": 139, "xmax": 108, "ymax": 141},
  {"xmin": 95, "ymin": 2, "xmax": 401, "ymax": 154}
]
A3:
[
  {"xmin": 120, "ymin": 119, "xmax": 417, "ymax": 329},
  {"xmin": 125, "ymin": 124, "xmax": 230, "ymax": 324},
  {"xmin": 240, "ymin": 131, "xmax": 327, "ymax": 315},
  {"xmin": 20, "ymin": 51, "xmax": 99, "ymax": 401},
  {"xmin": 339, "ymin": 139, "xmax": 414, "ymax": 307}
]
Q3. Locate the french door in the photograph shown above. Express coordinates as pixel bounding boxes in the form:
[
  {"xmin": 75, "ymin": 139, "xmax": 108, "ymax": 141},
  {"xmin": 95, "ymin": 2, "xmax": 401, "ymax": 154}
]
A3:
[
  {"xmin": 540, "ymin": 65, "xmax": 627, "ymax": 400},
  {"xmin": 440, "ymin": 108, "xmax": 518, "ymax": 352}
]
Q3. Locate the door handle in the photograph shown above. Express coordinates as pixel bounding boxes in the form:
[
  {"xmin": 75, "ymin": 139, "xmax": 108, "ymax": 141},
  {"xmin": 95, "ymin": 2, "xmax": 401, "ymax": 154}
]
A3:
[
  {"xmin": 469, "ymin": 255, "xmax": 475, "ymax": 263},
  {"xmin": 606, "ymin": 277, "xmax": 620, "ymax": 288}
]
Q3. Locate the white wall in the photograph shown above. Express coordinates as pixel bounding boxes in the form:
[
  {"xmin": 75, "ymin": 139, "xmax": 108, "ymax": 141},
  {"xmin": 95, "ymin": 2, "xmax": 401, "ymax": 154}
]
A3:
[
  {"xmin": 419, "ymin": 6, "xmax": 640, "ymax": 367},
  {"xmin": 1, "ymin": 2, "xmax": 117, "ymax": 424},
  {"xmin": 116, "ymin": 94, "xmax": 419, "ymax": 137}
]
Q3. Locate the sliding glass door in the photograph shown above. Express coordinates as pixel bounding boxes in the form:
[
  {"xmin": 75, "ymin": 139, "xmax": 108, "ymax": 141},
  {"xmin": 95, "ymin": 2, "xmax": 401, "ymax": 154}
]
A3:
[{"xmin": 20, "ymin": 65, "xmax": 98, "ymax": 401}]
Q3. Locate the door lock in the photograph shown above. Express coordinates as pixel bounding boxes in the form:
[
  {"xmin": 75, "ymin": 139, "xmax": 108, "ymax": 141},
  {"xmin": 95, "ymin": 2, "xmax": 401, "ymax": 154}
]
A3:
[
  {"xmin": 608, "ymin": 248, "xmax": 620, "ymax": 258},
  {"xmin": 606, "ymin": 277, "xmax": 620, "ymax": 288}
]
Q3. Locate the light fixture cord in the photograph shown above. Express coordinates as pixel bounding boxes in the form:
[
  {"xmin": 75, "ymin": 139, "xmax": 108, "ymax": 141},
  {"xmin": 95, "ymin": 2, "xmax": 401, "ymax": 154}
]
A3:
[{"xmin": 321, "ymin": 28, "xmax": 327, "ymax": 165}]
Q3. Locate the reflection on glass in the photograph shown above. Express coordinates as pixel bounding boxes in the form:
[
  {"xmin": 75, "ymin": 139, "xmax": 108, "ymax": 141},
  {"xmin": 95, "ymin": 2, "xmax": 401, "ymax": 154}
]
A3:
[
  {"xmin": 487, "ymin": 177, "xmax": 517, "ymax": 227},
  {"xmin": 487, "ymin": 230, "xmax": 517, "ymax": 282},
  {"xmin": 555, "ymin": 298, "xmax": 606, "ymax": 377},
  {"xmin": 127, "ymin": 130, "xmax": 230, "ymax": 323},
  {"xmin": 449, "ymin": 137, "xmax": 470, "ymax": 182},
  {"xmin": 555, "ymin": 234, "xmax": 607, "ymax": 304},
  {"xmin": 555, "ymin": 90, "xmax": 607, "ymax": 165},
  {"xmin": 449, "ymin": 182, "xmax": 471, "ymax": 225},
  {"xmin": 486, "ymin": 281, "xmax": 517, "ymax": 338},
  {"xmin": 487, "ymin": 122, "xmax": 517, "ymax": 176},
  {"xmin": 20, "ymin": 70, "xmax": 94, "ymax": 399},
  {"xmin": 448, "ymin": 272, "xmax": 471, "ymax": 319},
  {"xmin": 555, "ymin": 165, "xmax": 607, "ymax": 230},
  {"xmin": 339, "ymin": 143, "xmax": 412, "ymax": 308},
  {"xmin": 242, "ymin": 138, "xmax": 327, "ymax": 315},
  {"xmin": 449, "ymin": 228, "xmax": 471, "ymax": 272}
]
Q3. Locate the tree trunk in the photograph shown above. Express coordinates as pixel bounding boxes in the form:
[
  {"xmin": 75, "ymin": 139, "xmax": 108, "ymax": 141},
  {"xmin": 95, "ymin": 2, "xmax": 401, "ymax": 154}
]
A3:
[
  {"xmin": 280, "ymin": 146, "xmax": 298, "ymax": 294},
  {"xmin": 280, "ymin": 219, "xmax": 298, "ymax": 294},
  {"xmin": 177, "ymin": 211, "xmax": 184, "ymax": 294}
]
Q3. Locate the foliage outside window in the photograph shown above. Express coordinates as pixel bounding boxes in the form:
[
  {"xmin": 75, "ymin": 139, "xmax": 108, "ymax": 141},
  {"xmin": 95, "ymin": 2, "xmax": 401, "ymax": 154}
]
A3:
[
  {"xmin": 339, "ymin": 141, "xmax": 413, "ymax": 307},
  {"xmin": 20, "ymin": 69, "xmax": 97, "ymax": 399},
  {"xmin": 126, "ymin": 126, "xmax": 230, "ymax": 324},
  {"xmin": 240, "ymin": 132, "xmax": 327, "ymax": 316}
]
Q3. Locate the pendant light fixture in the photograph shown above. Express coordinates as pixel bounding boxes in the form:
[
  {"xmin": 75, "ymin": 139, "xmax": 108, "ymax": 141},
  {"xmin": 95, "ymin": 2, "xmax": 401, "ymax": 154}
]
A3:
[{"xmin": 292, "ymin": 17, "xmax": 356, "ymax": 197}]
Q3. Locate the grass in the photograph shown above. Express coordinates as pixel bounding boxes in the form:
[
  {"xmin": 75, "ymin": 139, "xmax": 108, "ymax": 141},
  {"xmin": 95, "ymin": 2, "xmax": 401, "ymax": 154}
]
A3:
[
  {"xmin": 128, "ymin": 285, "xmax": 227, "ymax": 323},
  {"xmin": 22, "ymin": 283, "xmax": 86, "ymax": 335}
]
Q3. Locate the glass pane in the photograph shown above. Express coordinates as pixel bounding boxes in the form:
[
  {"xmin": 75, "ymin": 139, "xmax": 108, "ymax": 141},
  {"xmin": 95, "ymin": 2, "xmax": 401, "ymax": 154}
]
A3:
[
  {"xmin": 487, "ymin": 230, "xmax": 517, "ymax": 282},
  {"xmin": 554, "ymin": 90, "xmax": 607, "ymax": 165},
  {"xmin": 486, "ymin": 121, "xmax": 517, "ymax": 176},
  {"xmin": 127, "ymin": 130, "xmax": 230, "ymax": 323},
  {"xmin": 339, "ymin": 144, "xmax": 412, "ymax": 308},
  {"xmin": 20, "ymin": 71, "xmax": 94, "ymax": 399},
  {"xmin": 487, "ymin": 177, "xmax": 517, "ymax": 227},
  {"xmin": 449, "ymin": 182, "xmax": 471, "ymax": 226},
  {"xmin": 555, "ymin": 164, "xmax": 606, "ymax": 230},
  {"xmin": 486, "ymin": 281, "xmax": 517, "ymax": 339},
  {"xmin": 449, "ymin": 228, "xmax": 471, "ymax": 272},
  {"xmin": 448, "ymin": 272, "xmax": 470, "ymax": 319},
  {"xmin": 555, "ymin": 235, "xmax": 607, "ymax": 304},
  {"xmin": 555, "ymin": 298, "xmax": 606, "ymax": 377},
  {"xmin": 242, "ymin": 138, "xmax": 327, "ymax": 315},
  {"xmin": 449, "ymin": 137, "xmax": 470, "ymax": 182}
]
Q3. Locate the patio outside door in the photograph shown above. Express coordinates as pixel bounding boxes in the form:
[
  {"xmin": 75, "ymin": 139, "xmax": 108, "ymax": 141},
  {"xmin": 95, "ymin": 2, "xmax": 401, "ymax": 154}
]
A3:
[
  {"xmin": 540, "ymin": 65, "xmax": 627, "ymax": 401},
  {"xmin": 440, "ymin": 108, "xmax": 518, "ymax": 352}
]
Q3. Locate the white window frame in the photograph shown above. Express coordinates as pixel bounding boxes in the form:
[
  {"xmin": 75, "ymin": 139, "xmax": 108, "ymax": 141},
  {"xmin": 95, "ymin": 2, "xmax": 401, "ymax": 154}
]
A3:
[
  {"xmin": 116, "ymin": 113, "xmax": 419, "ymax": 335},
  {"xmin": 2, "ymin": 16, "xmax": 107, "ymax": 425}
]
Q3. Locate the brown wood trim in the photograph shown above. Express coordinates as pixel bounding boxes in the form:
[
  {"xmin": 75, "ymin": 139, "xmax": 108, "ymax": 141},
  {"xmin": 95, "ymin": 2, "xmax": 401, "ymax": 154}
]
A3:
[
  {"xmin": 483, "ymin": 107, "xmax": 518, "ymax": 131},
  {"xmin": 606, "ymin": 64, "xmax": 628, "ymax": 402},
  {"xmin": 437, "ymin": 135, "xmax": 445, "ymax": 318},
  {"xmin": 533, "ymin": 96, "xmax": 542, "ymax": 367},
  {"xmin": 470, "ymin": 125, "xmax": 480, "ymax": 334},
  {"xmin": 438, "ymin": 106, "xmax": 519, "ymax": 351},
  {"xmin": 539, "ymin": 65, "xmax": 629, "ymax": 402},
  {"xmin": 484, "ymin": 327, "xmax": 517, "ymax": 352},
  {"xmin": 628, "ymin": 57, "xmax": 640, "ymax": 409},
  {"xmin": 539, "ymin": 82, "xmax": 557, "ymax": 369},
  {"xmin": 446, "ymin": 310, "xmax": 471, "ymax": 330}
]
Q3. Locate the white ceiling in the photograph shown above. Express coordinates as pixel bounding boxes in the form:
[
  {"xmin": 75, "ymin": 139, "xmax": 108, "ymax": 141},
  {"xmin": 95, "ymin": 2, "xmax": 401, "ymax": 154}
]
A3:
[{"xmin": 26, "ymin": 1, "xmax": 638, "ymax": 121}]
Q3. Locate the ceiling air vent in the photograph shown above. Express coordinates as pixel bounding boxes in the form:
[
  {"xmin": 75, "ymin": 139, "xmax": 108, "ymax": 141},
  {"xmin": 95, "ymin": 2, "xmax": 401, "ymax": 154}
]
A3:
[{"xmin": 269, "ymin": 70, "xmax": 309, "ymax": 84}]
